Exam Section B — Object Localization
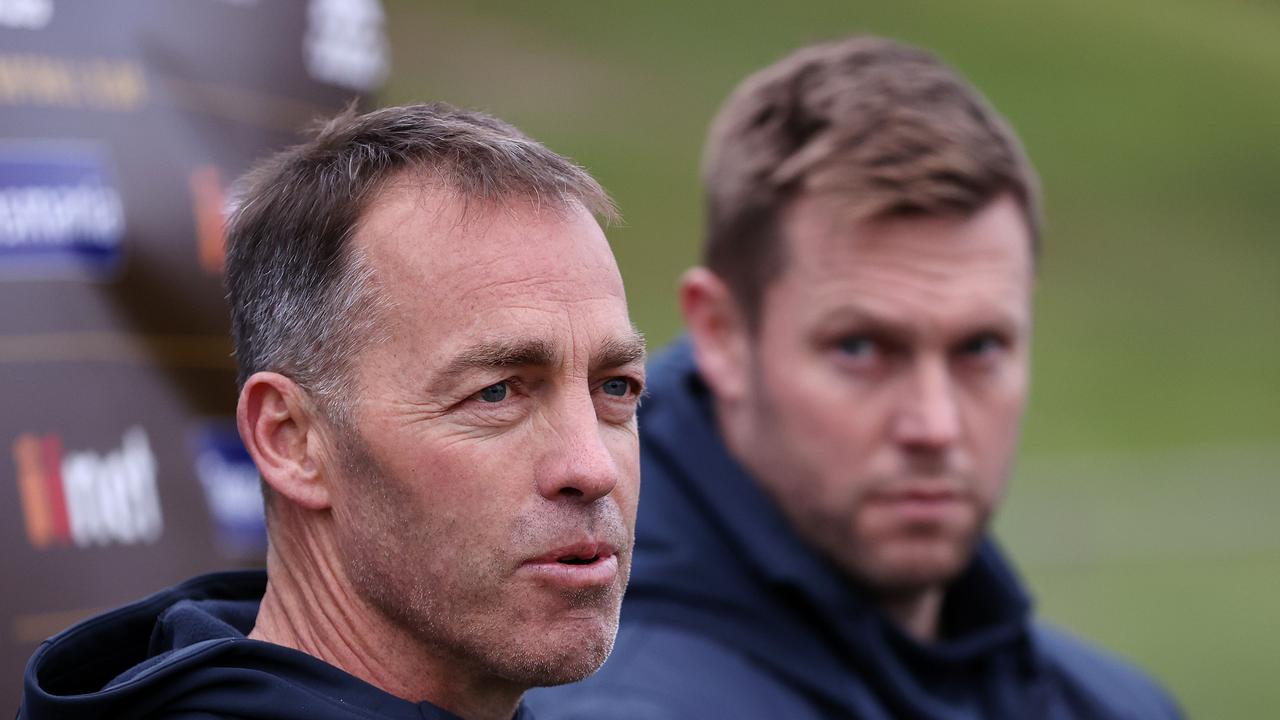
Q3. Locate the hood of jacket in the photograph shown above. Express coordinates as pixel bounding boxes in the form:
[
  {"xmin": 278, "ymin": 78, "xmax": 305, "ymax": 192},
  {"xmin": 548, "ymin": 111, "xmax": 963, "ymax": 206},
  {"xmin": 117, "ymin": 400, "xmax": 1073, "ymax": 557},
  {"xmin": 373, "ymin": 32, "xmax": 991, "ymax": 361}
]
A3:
[{"xmin": 20, "ymin": 570, "xmax": 515, "ymax": 720}]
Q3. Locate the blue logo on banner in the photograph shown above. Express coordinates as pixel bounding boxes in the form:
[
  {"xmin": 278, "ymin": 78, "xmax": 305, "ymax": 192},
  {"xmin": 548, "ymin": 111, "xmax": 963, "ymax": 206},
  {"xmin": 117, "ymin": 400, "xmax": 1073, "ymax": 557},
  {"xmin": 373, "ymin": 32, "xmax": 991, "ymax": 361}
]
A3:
[
  {"xmin": 0, "ymin": 142, "xmax": 125, "ymax": 279},
  {"xmin": 189, "ymin": 420, "xmax": 267, "ymax": 560}
]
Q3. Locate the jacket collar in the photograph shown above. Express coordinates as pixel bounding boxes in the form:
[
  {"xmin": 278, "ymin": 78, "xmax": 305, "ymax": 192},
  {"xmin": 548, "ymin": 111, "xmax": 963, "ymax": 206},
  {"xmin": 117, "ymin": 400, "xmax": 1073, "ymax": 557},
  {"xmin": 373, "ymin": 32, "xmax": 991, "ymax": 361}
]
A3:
[{"xmin": 24, "ymin": 571, "xmax": 533, "ymax": 720}]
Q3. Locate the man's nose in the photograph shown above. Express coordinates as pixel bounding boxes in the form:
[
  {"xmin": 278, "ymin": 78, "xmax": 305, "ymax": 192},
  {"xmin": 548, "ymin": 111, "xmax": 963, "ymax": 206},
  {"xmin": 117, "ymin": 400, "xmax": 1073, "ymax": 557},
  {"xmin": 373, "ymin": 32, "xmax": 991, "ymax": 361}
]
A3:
[
  {"xmin": 535, "ymin": 394, "xmax": 620, "ymax": 503},
  {"xmin": 891, "ymin": 357, "xmax": 962, "ymax": 450}
]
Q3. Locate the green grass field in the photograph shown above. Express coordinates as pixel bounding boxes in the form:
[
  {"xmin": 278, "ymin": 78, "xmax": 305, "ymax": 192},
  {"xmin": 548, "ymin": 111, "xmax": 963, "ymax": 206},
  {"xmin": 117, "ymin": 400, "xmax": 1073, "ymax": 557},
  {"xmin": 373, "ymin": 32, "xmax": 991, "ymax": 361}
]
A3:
[{"xmin": 381, "ymin": 2, "xmax": 1280, "ymax": 715}]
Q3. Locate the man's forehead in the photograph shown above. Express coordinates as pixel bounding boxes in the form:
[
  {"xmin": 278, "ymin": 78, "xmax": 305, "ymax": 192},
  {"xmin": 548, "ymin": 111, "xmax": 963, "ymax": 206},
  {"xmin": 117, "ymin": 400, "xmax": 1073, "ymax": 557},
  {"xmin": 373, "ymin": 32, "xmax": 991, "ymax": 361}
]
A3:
[
  {"xmin": 354, "ymin": 179, "xmax": 621, "ymax": 302},
  {"xmin": 766, "ymin": 194, "xmax": 1034, "ymax": 331},
  {"xmin": 777, "ymin": 254, "xmax": 1032, "ymax": 330},
  {"xmin": 779, "ymin": 196, "xmax": 1033, "ymax": 287},
  {"xmin": 357, "ymin": 177, "xmax": 606, "ymax": 266},
  {"xmin": 786, "ymin": 193, "xmax": 1033, "ymax": 259},
  {"xmin": 348, "ymin": 177, "xmax": 635, "ymax": 384}
]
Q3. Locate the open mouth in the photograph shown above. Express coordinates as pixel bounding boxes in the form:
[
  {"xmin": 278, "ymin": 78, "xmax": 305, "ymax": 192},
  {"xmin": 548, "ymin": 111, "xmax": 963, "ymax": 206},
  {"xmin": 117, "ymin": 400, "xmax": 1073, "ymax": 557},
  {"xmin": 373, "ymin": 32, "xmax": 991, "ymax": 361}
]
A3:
[
  {"xmin": 531, "ymin": 540, "xmax": 616, "ymax": 566},
  {"xmin": 526, "ymin": 540, "xmax": 616, "ymax": 569},
  {"xmin": 522, "ymin": 542, "xmax": 620, "ymax": 588},
  {"xmin": 557, "ymin": 553, "xmax": 602, "ymax": 566}
]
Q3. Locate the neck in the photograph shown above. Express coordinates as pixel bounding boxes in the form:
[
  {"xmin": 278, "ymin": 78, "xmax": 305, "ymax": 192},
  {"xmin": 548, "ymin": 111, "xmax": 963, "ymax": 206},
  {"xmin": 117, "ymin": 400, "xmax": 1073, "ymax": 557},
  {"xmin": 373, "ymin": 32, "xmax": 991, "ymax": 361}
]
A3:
[
  {"xmin": 880, "ymin": 586, "xmax": 944, "ymax": 642},
  {"xmin": 250, "ymin": 515, "xmax": 524, "ymax": 720}
]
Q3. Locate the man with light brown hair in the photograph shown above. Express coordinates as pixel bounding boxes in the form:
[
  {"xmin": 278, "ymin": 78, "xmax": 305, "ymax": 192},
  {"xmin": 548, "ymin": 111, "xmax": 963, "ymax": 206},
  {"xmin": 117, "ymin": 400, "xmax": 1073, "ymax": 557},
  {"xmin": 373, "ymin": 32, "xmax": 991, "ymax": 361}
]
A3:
[{"xmin": 529, "ymin": 36, "xmax": 1181, "ymax": 719}]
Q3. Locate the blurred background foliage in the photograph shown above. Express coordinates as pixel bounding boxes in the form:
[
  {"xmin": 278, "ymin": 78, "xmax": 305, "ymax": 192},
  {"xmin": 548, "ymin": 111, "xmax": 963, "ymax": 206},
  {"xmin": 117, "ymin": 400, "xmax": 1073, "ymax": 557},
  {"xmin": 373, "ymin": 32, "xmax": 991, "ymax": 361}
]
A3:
[{"xmin": 379, "ymin": 2, "xmax": 1278, "ymax": 716}]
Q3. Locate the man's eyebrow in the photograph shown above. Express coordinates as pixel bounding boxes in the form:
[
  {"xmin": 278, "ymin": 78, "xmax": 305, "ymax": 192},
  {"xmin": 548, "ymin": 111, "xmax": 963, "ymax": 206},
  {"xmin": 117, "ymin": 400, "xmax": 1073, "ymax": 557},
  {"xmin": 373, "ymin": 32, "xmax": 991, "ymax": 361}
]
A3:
[
  {"xmin": 593, "ymin": 328, "xmax": 647, "ymax": 372},
  {"xmin": 436, "ymin": 338, "xmax": 560, "ymax": 384},
  {"xmin": 818, "ymin": 304, "xmax": 1025, "ymax": 340}
]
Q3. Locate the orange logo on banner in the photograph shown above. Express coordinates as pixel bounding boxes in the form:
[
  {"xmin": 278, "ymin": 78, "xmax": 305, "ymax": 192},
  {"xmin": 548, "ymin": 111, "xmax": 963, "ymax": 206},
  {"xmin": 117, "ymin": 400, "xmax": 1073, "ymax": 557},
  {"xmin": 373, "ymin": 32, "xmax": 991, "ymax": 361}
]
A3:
[
  {"xmin": 12, "ymin": 433, "xmax": 71, "ymax": 549},
  {"xmin": 11, "ymin": 428, "xmax": 163, "ymax": 550},
  {"xmin": 190, "ymin": 165, "xmax": 228, "ymax": 275}
]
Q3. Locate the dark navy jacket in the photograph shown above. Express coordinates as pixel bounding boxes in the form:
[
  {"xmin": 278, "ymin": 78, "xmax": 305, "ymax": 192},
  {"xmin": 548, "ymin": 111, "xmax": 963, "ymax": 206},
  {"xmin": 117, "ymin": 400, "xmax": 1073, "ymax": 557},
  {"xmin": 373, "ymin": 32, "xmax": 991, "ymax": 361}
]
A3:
[
  {"xmin": 20, "ymin": 570, "xmax": 536, "ymax": 720},
  {"xmin": 527, "ymin": 338, "xmax": 1181, "ymax": 720}
]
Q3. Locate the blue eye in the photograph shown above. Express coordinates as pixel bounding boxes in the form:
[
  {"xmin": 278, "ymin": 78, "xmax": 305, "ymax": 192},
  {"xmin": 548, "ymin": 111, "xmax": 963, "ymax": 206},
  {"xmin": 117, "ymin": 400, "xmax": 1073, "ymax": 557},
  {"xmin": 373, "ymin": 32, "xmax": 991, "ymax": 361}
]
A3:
[
  {"xmin": 601, "ymin": 378, "xmax": 630, "ymax": 397},
  {"xmin": 838, "ymin": 336, "xmax": 875, "ymax": 357},
  {"xmin": 477, "ymin": 382, "xmax": 508, "ymax": 403},
  {"xmin": 960, "ymin": 334, "xmax": 1004, "ymax": 356}
]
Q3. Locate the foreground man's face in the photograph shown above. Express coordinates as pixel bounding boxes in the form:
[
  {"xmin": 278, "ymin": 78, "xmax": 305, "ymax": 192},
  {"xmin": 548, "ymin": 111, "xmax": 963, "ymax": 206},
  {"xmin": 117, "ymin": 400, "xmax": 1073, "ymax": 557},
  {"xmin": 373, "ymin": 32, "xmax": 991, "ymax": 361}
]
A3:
[
  {"xmin": 737, "ymin": 194, "xmax": 1033, "ymax": 595},
  {"xmin": 332, "ymin": 181, "xmax": 644, "ymax": 687}
]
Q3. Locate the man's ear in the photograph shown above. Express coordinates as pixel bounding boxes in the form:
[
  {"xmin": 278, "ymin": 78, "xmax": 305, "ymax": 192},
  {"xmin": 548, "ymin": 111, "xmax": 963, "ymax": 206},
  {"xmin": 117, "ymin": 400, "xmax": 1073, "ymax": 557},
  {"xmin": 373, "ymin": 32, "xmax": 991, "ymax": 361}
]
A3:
[
  {"xmin": 236, "ymin": 372, "xmax": 332, "ymax": 511},
  {"xmin": 679, "ymin": 267, "xmax": 751, "ymax": 402}
]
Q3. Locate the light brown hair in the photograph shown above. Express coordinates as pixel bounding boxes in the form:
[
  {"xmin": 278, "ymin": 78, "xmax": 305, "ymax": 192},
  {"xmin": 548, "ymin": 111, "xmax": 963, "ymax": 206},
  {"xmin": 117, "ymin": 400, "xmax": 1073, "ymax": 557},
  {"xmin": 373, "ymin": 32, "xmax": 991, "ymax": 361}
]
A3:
[{"xmin": 702, "ymin": 36, "xmax": 1040, "ymax": 325}]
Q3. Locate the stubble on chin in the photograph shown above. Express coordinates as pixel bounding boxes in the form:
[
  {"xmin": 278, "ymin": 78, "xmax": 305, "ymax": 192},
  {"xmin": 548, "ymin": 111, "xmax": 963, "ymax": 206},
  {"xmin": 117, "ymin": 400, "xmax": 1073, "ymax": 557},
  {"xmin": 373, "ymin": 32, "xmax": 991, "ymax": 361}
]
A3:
[
  {"xmin": 337, "ymin": 438, "xmax": 631, "ymax": 688},
  {"xmin": 482, "ymin": 546, "xmax": 631, "ymax": 687},
  {"xmin": 832, "ymin": 504, "xmax": 990, "ymax": 596}
]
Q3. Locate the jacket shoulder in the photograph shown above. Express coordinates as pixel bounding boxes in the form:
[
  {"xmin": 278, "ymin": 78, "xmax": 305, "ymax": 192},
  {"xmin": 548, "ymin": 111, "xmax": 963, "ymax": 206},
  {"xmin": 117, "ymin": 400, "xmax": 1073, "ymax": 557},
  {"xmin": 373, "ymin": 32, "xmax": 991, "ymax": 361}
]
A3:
[
  {"xmin": 1033, "ymin": 623, "xmax": 1183, "ymax": 719},
  {"xmin": 526, "ymin": 621, "xmax": 824, "ymax": 720}
]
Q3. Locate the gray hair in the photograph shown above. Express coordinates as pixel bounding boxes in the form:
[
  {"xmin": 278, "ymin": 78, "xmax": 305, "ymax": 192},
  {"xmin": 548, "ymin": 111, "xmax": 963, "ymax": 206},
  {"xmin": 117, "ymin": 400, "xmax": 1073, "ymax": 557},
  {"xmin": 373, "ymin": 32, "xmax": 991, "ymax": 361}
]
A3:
[{"xmin": 224, "ymin": 102, "xmax": 617, "ymax": 424}]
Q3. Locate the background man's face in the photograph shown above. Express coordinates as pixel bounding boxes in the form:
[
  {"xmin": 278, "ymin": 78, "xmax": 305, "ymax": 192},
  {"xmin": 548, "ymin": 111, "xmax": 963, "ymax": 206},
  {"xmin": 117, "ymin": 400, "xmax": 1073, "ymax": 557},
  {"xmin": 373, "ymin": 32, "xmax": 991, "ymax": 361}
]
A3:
[
  {"xmin": 327, "ymin": 181, "xmax": 645, "ymax": 687},
  {"xmin": 734, "ymin": 194, "xmax": 1032, "ymax": 595}
]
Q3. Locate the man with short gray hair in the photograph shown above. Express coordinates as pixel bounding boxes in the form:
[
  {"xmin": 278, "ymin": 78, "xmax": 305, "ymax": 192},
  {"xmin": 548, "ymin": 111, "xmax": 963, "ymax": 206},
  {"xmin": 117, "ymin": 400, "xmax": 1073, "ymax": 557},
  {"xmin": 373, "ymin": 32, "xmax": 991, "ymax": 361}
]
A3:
[{"xmin": 21, "ymin": 103, "xmax": 647, "ymax": 720}]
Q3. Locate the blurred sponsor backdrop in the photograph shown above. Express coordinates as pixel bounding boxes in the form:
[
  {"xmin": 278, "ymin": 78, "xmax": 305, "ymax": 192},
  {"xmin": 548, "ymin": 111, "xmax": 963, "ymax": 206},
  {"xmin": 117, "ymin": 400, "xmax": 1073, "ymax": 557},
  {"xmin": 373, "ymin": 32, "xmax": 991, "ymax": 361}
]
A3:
[
  {"xmin": 0, "ymin": 0, "xmax": 387, "ymax": 710},
  {"xmin": 3, "ymin": 1, "xmax": 1277, "ymax": 717}
]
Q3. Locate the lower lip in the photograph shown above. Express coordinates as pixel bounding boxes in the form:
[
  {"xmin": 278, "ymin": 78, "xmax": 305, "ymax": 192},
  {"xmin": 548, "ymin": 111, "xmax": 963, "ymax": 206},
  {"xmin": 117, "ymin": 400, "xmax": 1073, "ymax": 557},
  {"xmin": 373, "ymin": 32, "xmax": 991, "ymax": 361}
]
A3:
[
  {"xmin": 879, "ymin": 496, "xmax": 966, "ymax": 523},
  {"xmin": 520, "ymin": 554, "xmax": 619, "ymax": 589}
]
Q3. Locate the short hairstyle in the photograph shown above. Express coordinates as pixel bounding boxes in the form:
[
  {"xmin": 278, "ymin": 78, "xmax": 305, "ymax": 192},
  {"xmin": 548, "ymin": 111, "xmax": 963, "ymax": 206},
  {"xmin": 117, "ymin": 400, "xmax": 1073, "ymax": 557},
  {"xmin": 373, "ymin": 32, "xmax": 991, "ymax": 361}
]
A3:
[
  {"xmin": 224, "ymin": 102, "xmax": 616, "ymax": 423},
  {"xmin": 702, "ymin": 36, "xmax": 1041, "ymax": 325}
]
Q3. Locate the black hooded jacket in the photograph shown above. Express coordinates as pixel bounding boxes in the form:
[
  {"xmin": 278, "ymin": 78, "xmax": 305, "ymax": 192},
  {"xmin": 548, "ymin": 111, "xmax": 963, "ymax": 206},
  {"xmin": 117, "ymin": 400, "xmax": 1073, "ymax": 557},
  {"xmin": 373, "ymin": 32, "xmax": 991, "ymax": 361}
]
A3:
[
  {"xmin": 20, "ymin": 571, "xmax": 535, "ymax": 720},
  {"xmin": 527, "ymin": 337, "xmax": 1181, "ymax": 720}
]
